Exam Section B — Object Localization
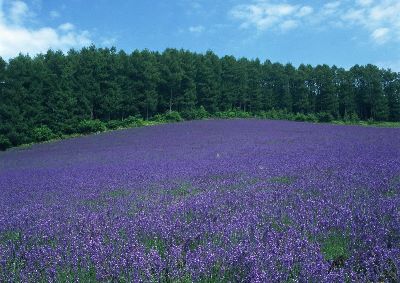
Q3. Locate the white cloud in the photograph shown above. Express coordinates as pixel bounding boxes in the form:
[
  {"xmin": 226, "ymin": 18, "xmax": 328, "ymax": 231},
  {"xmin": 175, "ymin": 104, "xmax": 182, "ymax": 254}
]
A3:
[
  {"xmin": 280, "ymin": 20, "xmax": 298, "ymax": 31},
  {"xmin": 230, "ymin": 0, "xmax": 400, "ymax": 45},
  {"xmin": 371, "ymin": 27, "xmax": 390, "ymax": 44},
  {"xmin": 322, "ymin": 1, "xmax": 341, "ymax": 16},
  {"xmin": 230, "ymin": 1, "xmax": 312, "ymax": 32},
  {"xmin": 324, "ymin": 1, "xmax": 341, "ymax": 10},
  {"xmin": 188, "ymin": 25, "xmax": 204, "ymax": 33},
  {"xmin": 50, "ymin": 10, "xmax": 60, "ymax": 19},
  {"xmin": 296, "ymin": 6, "xmax": 313, "ymax": 18},
  {"xmin": 341, "ymin": 0, "xmax": 400, "ymax": 44},
  {"xmin": 10, "ymin": 0, "xmax": 28, "ymax": 25},
  {"xmin": 100, "ymin": 37, "xmax": 117, "ymax": 46},
  {"xmin": 0, "ymin": 1, "xmax": 91, "ymax": 59},
  {"xmin": 190, "ymin": 1, "xmax": 201, "ymax": 11},
  {"xmin": 342, "ymin": 9, "xmax": 365, "ymax": 23},
  {"xmin": 356, "ymin": 0, "xmax": 373, "ymax": 7},
  {"xmin": 58, "ymin": 22, "xmax": 74, "ymax": 32}
]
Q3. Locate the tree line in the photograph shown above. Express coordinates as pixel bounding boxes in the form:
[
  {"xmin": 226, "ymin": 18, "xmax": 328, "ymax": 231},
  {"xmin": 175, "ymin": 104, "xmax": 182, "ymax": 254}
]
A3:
[{"xmin": 0, "ymin": 46, "xmax": 399, "ymax": 150}]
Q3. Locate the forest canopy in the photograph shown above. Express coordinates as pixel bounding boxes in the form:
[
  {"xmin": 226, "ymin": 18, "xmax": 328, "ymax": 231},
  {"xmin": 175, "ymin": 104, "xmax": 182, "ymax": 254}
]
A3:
[{"xmin": 0, "ymin": 46, "xmax": 399, "ymax": 149}]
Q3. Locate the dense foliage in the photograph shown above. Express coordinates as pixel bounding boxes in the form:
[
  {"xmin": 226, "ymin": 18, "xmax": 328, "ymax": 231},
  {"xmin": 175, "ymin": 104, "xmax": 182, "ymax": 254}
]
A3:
[
  {"xmin": 0, "ymin": 120, "xmax": 399, "ymax": 282},
  {"xmin": 1, "ymin": 46, "xmax": 400, "ymax": 149}
]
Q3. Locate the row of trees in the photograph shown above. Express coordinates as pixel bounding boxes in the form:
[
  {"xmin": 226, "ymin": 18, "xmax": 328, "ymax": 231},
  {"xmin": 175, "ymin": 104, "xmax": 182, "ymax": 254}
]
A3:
[{"xmin": 1, "ymin": 46, "xmax": 400, "ymax": 149}]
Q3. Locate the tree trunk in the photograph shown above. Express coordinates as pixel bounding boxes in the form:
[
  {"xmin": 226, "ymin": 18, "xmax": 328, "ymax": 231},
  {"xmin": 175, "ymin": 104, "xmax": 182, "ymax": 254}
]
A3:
[
  {"xmin": 90, "ymin": 105, "xmax": 94, "ymax": 120},
  {"xmin": 169, "ymin": 88, "xmax": 173, "ymax": 113}
]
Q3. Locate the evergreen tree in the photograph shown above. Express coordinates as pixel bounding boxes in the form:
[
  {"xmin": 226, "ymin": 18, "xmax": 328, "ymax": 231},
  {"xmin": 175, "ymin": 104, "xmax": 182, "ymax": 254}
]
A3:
[
  {"xmin": 292, "ymin": 64, "xmax": 310, "ymax": 113},
  {"xmin": 247, "ymin": 59, "xmax": 262, "ymax": 113},
  {"xmin": 260, "ymin": 60, "xmax": 275, "ymax": 110},
  {"xmin": 220, "ymin": 56, "xmax": 240, "ymax": 111},
  {"xmin": 196, "ymin": 51, "xmax": 221, "ymax": 113},
  {"xmin": 314, "ymin": 65, "xmax": 338, "ymax": 116},
  {"xmin": 336, "ymin": 67, "xmax": 356, "ymax": 118},
  {"xmin": 159, "ymin": 49, "xmax": 183, "ymax": 113},
  {"xmin": 383, "ymin": 70, "xmax": 400, "ymax": 121},
  {"xmin": 139, "ymin": 50, "xmax": 160, "ymax": 119}
]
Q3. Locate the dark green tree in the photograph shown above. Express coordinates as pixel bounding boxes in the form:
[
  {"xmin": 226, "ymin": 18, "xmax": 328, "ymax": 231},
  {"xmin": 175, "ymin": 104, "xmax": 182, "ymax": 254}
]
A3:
[
  {"xmin": 314, "ymin": 65, "xmax": 338, "ymax": 117},
  {"xmin": 196, "ymin": 51, "xmax": 221, "ymax": 113}
]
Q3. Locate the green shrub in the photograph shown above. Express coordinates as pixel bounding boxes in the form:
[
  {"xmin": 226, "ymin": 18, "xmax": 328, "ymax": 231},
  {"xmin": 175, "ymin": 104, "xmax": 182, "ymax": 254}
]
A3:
[
  {"xmin": 106, "ymin": 120, "xmax": 122, "ymax": 130},
  {"xmin": 61, "ymin": 119, "xmax": 80, "ymax": 135},
  {"xmin": 342, "ymin": 112, "xmax": 360, "ymax": 124},
  {"xmin": 294, "ymin": 113, "xmax": 308, "ymax": 122},
  {"xmin": 215, "ymin": 109, "xmax": 252, "ymax": 119},
  {"xmin": 121, "ymin": 116, "xmax": 145, "ymax": 127},
  {"xmin": 305, "ymin": 113, "xmax": 318, "ymax": 123},
  {"xmin": 261, "ymin": 110, "xmax": 318, "ymax": 122},
  {"xmin": 107, "ymin": 116, "xmax": 144, "ymax": 130},
  {"xmin": 228, "ymin": 111, "xmax": 236, "ymax": 118},
  {"xmin": 261, "ymin": 110, "xmax": 273, "ymax": 119},
  {"xmin": 254, "ymin": 111, "xmax": 266, "ymax": 119},
  {"xmin": 349, "ymin": 112, "xmax": 360, "ymax": 122},
  {"xmin": 7, "ymin": 130, "xmax": 30, "ymax": 146},
  {"xmin": 32, "ymin": 126, "xmax": 56, "ymax": 142},
  {"xmin": 196, "ymin": 106, "xmax": 210, "ymax": 119},
  {"xmin": 260, "ymin": 109, "xmax": 294, "ymax": 120},
  {"xmin": 285, "ymin": 112, "xmax": 296, "ymax": 121},
  {"xmin": 164, "ymin": 111, "xmax": 183, "ymax": 122},
  {"xmin": 180, "ymin": 109, "xmax": 196, "ymax": 120},
  {"xmin": 317, "ymin": 112, "xmax": 334, "ymax": 123},
  {"xmin": 215, "ymin": 111, "xmax": 233, "ymax": 119},
  {"xmin": 181, "ymin": 106, "xmax": 210, "ymax": 120},
  {"xmin": 0, "ymin": 135, "xmax": 11, "ymax": 151},
  {"xmin": 214, "ymin": 112, "xmax": 224, "ymax": 118},
  {"xmin": 226, "ymin": 111, "xmax": 236, "ymax": 118},
  {"xmin": 235, "ymin": 110, "xmax": 252, "ymax": 118},
  {"xmin": 263, "ymin": 109, "xmax": 281, "ymax": 119},
  {"xmin": 77, "ymin": 120, "xmax": 106, "ymax": 134},
  {"xmin": 151, "ymin": 111, "xmax": 183, "ymax": 123},
  {"xmin": 152, "ymin": 113, "xmax": 166, "ymax": 123}
]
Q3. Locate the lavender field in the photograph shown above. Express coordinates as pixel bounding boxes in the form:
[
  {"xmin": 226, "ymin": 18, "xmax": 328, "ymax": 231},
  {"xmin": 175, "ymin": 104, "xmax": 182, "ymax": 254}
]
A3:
[{"xmin": 0, "ymin": 120, "xmax": 399, "ymax": 282}]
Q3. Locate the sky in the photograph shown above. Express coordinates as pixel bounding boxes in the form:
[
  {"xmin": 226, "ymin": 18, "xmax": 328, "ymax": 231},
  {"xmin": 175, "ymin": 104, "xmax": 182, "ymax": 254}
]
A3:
[{"xmin": 0, "ymin": 0, "xmax": 399, "ymax": 70}]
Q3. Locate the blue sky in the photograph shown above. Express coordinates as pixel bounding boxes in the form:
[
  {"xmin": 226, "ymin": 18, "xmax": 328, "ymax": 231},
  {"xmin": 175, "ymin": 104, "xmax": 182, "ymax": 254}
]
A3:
[{"xmin": 0, "ymin": 0, "xmax": 399, "ymax": 70}]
